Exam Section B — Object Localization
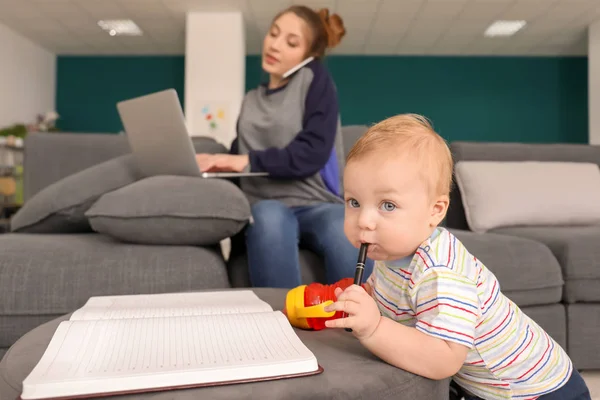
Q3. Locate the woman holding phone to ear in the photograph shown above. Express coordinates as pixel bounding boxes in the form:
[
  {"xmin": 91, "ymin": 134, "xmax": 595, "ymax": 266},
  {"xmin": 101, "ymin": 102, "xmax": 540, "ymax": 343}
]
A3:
[{"xmin": 196, "ymin": 5, "xmax": 373, "ymax": 288}]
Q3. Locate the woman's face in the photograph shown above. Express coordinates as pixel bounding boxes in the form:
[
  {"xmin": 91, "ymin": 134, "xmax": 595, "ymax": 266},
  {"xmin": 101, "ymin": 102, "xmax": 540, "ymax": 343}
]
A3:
[{"xmin": 262, "ymin": 12, "xmax": 311, "ymax": 78}]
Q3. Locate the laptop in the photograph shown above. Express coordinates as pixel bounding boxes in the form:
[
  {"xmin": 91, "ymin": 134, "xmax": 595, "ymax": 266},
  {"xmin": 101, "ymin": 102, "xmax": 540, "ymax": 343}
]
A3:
[{"xmin": 116, "ymin": 89, "xmax": 268, "ymax": 179}]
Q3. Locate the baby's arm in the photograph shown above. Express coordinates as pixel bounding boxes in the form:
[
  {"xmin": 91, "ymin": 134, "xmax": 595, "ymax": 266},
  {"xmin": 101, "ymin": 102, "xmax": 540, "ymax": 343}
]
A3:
[
  {"xmin": 359, "ymin": 317, "xmax": 469, "ymax": 380},
  {"xmin": 364, "ymin": 267, "xmax": 478, "ymax": 380}
]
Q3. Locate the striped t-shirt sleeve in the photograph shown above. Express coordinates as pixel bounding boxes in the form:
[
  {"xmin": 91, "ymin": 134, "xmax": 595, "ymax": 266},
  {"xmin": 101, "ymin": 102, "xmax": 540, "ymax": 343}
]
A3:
[
  {"xmin": 366, "ymin": 270, "xmax": 375, "ymax": 287},
  {"xmin": 409, "ymin": 267, "xmax": 479, "ymax": 348}
]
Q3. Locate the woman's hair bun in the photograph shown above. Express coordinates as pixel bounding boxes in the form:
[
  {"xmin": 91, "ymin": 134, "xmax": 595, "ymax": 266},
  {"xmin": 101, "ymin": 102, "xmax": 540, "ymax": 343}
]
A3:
[{"xmin": 317, "ymin": 8, "xmax": 346, "ymax": 48}]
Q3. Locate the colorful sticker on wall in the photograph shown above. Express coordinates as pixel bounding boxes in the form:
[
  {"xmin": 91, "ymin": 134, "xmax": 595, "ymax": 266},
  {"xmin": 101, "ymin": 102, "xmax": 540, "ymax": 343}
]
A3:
[{"xmin": 201, "ymin": 105, "xmax": 225, "ymax": 131}]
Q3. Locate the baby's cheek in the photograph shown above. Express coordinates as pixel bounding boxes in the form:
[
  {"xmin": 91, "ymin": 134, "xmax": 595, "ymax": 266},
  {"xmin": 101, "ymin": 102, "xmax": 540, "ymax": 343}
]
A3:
[
  {"xmin": 385, "ymin": 229, "xmax": 413, "ymax": 256},
  {"xmin": 386, "ymin": 226, "xmax": 406, "ymax": 244}
]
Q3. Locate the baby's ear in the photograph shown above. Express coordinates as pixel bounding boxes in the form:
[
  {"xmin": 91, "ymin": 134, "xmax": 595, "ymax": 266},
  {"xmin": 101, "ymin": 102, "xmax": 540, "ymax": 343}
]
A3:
[{"xmin": 430, "ymin": 195, "xmax": 449, "ymax": 226}]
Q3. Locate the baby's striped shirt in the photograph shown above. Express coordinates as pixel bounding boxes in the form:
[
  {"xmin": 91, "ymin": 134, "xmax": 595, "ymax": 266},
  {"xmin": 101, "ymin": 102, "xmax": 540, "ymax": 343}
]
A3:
[{"xmin": 367, "ymin": 227, "xmax": 572, "ymax": 399}]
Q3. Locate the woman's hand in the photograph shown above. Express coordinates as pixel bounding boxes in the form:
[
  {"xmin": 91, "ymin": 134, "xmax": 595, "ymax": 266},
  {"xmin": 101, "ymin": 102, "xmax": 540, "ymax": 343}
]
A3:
[{"xmin": 195, "ymin": 154, "xmax": 249, "ymax": 173}]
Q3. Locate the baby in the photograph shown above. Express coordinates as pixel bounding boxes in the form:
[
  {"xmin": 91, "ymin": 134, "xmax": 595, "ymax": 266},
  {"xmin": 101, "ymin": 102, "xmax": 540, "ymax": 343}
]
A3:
[{"xmin": 324, "ymin": 114, "xmax": 591, "ymax": 400}]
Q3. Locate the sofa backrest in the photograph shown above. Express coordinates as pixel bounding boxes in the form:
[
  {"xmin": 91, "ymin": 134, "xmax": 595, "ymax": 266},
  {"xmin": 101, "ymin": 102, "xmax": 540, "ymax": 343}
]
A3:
[
  {"xmin": 446, "ymin": 141, "xmax": 600, "ymax": 230},
  {"xmin": 23, "ymin": 133, "xmax": 130, "ymax": 201},
  {"xmin": 23, "ymin": 132, "xmax": 227, "ymax": 201},
  {"xmin": 341, "ymin": 125, "xmax": 368, "ymax": 159}
]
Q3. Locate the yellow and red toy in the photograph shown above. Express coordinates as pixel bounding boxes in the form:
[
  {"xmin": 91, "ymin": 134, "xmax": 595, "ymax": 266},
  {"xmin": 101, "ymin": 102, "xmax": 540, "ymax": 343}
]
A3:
[{"xmin": 284, "ymin": 277, "xmax": 360, "ymax": 330}]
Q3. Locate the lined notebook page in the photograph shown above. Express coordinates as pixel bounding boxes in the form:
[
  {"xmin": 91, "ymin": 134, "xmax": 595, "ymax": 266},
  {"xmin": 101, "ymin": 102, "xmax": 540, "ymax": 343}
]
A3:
[
  {"xmin": 22, "ymin": 312, "xmax": 318, "ymax": 399},
  {"xmin": 70, "ymin": 290, "xmax": 273, "ymax": 321}
]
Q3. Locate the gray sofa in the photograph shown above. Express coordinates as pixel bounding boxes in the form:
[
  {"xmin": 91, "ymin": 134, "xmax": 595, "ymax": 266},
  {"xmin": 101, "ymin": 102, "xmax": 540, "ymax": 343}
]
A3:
[
  {"xmin": 0, "ymin": 132, "xmax": 237, "ymax": 361},
  {"xmin": 0, "ymin": 129, "xmax": 598, "ymax": 375},
  {"xmin": 446, "ymin": 141, "xmax": 600, "ymax": 370}
]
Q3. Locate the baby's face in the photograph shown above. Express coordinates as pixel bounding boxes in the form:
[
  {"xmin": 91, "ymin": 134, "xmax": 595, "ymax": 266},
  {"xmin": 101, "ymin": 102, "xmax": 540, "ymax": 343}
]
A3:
[{"xmin": 343, "ymin": 153, "xmax": 444, "ymax": 261}]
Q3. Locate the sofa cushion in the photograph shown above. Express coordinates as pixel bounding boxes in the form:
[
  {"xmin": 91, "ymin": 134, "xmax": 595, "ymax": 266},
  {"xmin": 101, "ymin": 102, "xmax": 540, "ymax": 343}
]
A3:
[
  {"xmin": 454, "ymin": 161, "xmax": 600, "ymax": 233},
  {"xmin": 0, "ymin": 233, "xmax": 230, "ymax": 349},
  {"xmin": 13, "ymin": 135, "xmax": 231, "ymax": 235},
  {"xmin": 491, "ymin": 226, "xmax": 600, "ymax": 303},
  {"xmin": 449, "ymin": 229, "xmax": 563, "ymax": 307},
  {"xmin": 85, "ymin": 176, "xmax": 251, "ymax": 246},
  {"xmin": 11, "ymin": 155, "xmax": 139, "ymax": 233},
  {"xmin": 446, "ymin": 141, "xmax": 600, "ymax": 231},
  {"xmin": 567, "ymin": 304, "xmax": 600, "ymax": 370}
]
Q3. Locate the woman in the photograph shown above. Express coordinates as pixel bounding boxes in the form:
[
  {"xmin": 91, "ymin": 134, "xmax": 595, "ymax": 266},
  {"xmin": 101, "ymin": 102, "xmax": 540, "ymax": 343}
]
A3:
[{"xmin": 196, "ymin": 6, "xmax": 374, "ymax": 288}]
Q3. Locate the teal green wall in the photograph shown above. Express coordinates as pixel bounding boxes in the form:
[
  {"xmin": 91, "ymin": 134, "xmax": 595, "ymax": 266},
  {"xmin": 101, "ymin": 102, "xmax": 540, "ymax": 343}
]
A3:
[
  {"xmin": 56, "ymin": 56, "xmax": 184, "ymax": 134},
  {"xmin": 56, "ymin": 55, "xmax": 588, "ymax": 143}
]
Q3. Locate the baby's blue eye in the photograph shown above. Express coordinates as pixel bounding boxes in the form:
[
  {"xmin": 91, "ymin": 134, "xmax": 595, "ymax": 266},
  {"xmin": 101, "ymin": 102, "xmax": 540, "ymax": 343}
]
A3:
[
  {"xmin": 347, "ymin": 199, "xmax": 359, "ymax": 208},
  {"xmin": 381, "ymin": 202, "xmax": 396, "ymax": 212}
]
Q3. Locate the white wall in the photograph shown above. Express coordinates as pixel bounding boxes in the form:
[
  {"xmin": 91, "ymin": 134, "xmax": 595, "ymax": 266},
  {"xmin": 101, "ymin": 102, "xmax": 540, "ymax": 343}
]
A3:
[
  {"xmin": 0, "ymin": 22, "xmax": 56, "ymax": 129},
  {"xmin": 184, "ymin": 12, "xmax": 245, "ymax": 147}
]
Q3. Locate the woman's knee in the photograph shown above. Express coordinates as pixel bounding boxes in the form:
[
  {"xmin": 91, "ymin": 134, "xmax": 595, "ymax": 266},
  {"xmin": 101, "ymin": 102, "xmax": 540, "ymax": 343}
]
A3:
[
  {"xmin": 319, "ymin": 206, "xmax": 349, "ymax": 243},
  {"xmin": 248, "ymin": 200, "xmax": 297, "ymax": 241},
  {"xmin": 303, "ymin": 203, "xmax": 345, "ymax": 232}
]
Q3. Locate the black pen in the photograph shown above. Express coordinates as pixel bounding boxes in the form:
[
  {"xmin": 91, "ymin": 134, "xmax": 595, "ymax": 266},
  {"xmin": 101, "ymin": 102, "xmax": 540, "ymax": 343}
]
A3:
[{"xmin": 345, "ymin": 242, "xmax": 369, "ymax": 332}]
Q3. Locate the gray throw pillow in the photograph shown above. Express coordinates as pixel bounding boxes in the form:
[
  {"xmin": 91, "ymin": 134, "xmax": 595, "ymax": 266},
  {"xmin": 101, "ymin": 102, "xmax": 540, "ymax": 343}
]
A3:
[
  {"xmin": 11, "ymin": 155, "xmax": 139, "ymax": 233},
  {"xmin": 85, "ymin": 175, "xmax": 251, "ymax": 246}
]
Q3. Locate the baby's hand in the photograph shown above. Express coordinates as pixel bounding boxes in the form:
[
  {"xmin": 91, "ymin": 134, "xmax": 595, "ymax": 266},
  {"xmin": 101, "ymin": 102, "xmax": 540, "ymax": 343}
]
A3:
[
  {"xmin": 362, "ymin": 282, "xmax": 373, "ymax": 296},
  {"xmin": 323, "ymin": 285, "xmax": 381, "ymax": 340}
]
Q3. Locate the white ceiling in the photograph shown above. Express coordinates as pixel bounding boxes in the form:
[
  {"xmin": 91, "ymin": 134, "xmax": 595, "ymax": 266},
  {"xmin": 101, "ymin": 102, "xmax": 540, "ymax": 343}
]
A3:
[{"xmin": 0, "ymin": 0, "xmax": 598, "ymax": 56}]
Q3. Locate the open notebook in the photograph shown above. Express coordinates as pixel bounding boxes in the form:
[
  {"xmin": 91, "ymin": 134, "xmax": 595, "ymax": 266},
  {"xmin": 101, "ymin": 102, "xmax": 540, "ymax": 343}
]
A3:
[{"xmin": 21, "ymin": 290, "xmax": 322, "ymax": 400}]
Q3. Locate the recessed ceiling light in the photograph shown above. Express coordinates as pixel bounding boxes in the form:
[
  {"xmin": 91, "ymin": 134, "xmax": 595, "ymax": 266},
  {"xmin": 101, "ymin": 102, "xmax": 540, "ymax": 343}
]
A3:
[
  {"xmin": 98, "ymin": 20, "xmax": 143, "ymax": 36},
  {"xmin": 484, "ymin": 20, "xmax": 526, "ymax": 37}
]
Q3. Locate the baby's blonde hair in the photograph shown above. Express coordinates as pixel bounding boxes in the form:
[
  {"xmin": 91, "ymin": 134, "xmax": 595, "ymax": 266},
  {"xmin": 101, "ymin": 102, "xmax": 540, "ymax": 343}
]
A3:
[{"xmin": 346, "ymin": 114, "xmax": 454, "ymax": 198}]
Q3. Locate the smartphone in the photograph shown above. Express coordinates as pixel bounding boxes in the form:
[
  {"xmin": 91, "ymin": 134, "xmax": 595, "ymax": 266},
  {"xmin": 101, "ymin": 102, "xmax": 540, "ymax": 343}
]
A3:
[{"xmin": 282, "ymin": 56, "xmax": 315, "ymax": 78}]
